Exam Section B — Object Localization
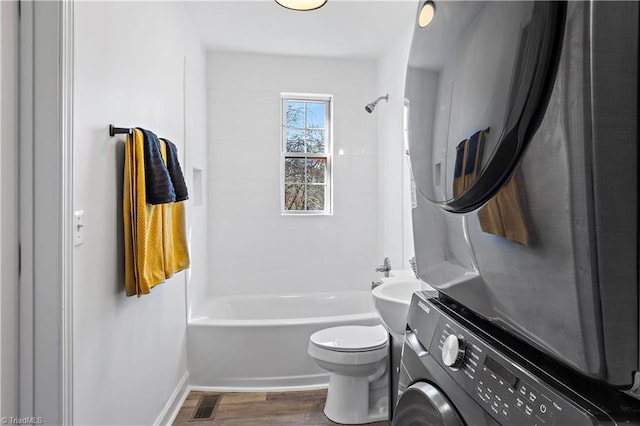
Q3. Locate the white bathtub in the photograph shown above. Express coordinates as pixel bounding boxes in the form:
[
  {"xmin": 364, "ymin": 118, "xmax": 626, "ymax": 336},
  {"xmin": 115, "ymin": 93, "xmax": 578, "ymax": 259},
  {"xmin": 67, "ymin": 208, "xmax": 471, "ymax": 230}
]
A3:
[{"xmin": 187, "ymin": 291, "xmax": 381, "ymax": 390}]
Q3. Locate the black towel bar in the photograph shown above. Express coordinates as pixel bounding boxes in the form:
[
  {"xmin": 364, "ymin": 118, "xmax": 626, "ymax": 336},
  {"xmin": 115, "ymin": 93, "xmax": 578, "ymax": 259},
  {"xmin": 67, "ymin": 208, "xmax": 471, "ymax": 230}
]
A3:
[{"xmin": 109, "ymin": 124, "xmax": 132, "ymax": 137}]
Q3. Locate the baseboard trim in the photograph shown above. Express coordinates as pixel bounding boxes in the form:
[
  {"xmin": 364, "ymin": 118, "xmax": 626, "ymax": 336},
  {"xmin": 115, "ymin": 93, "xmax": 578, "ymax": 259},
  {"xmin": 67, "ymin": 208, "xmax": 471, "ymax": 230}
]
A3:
[{"xmin": 155, "ymin": 372, "xmax": 190, "ymax": 426}]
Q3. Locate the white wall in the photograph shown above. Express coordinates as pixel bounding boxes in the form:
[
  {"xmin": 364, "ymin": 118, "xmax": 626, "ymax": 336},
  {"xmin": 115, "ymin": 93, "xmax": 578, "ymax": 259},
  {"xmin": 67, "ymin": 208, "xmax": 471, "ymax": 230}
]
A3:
[
  {"xmin": 0, "ymin": 0, "xmax": 19, "ymax": 418},
  {"xmin": 72, "ymin": 2, "xmax": 205, "ymax": 424},
  {"xmin": 376, "ymin": 4, "xmax": 415, "ymax": 272},
  {"xmin": 205, "ymin": 52, "xmax": 379, "ymax": 298}
]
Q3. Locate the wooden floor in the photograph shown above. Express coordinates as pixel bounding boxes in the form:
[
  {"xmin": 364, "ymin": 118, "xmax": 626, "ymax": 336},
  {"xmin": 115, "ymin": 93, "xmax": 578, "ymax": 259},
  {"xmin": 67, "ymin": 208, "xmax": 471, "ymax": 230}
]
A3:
[{"xmin": 172, "ymin": 389, "xmax": 389, "ymax": 426}]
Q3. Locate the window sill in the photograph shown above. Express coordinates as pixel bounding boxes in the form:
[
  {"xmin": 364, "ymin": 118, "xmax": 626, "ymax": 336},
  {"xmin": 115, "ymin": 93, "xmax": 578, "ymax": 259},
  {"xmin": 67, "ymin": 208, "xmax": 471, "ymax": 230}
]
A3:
[{"xmin": 281, "ymin": 211, "xmax": 333, "ymax": 216}]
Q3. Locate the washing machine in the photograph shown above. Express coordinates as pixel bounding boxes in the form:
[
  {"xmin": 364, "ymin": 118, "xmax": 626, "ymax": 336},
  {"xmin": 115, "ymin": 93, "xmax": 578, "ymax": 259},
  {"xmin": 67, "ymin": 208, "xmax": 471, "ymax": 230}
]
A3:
[{"xmin": 393, "ymin": 292, "xmax": 640, "ymax": 425}]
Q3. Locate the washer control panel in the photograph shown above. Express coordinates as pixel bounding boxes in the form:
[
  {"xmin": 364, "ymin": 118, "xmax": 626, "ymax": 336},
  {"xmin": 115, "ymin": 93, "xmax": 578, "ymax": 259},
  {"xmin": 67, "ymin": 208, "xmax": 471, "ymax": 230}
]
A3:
[{"xmin": 408, "ymin": 294, "xmax": 599, "ymax": 426}]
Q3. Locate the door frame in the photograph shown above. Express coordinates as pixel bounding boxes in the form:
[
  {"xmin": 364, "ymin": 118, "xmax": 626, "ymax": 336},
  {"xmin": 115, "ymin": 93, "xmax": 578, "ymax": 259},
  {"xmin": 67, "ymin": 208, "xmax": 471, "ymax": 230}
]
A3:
[
  {"xmin": 19, "ymin": 1, "xmax": 74, "ymax": 423},
  {"xmin": 0, "ymin": 0, "xmax": 19, "ymax": 419}
]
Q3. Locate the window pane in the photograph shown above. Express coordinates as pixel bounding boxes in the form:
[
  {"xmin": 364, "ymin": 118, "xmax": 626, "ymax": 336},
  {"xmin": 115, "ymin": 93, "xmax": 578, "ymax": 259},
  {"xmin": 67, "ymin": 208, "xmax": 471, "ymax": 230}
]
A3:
[
  {"xmin": 286, "ymin": 129, "xmax": 305, "ymax": 152},
  {"xmin": 306, "ymin": 158, "xmax": 326, "ymax": 183},
  {"xmin": 306, "ymin": 102, "xmax": 325, "ymax": 129},
  {"xmin": 284, "ymin": 157, "xmax": 305, "ymax": 183},
  {"xmin": 282, "ymin": 96, "xmax": 331, "ymax": 215},
  {"xmin": 285, "ymin": 101, "xmax": 305, "ymax": 128},
  {"xmin": 284, "ymin": 184, "xmax": 305, "ymax": 210},
  {"xmin": 306, "ymin": 185, "xmax": 325, "ymax": 211},
  {"xmin": 306, "ymin": 129, "xmax": 325, "ymax": 153}
]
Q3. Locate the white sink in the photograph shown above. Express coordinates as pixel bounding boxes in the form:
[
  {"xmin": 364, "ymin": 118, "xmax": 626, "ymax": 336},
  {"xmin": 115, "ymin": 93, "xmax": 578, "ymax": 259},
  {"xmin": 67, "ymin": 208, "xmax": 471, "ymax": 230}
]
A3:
[{"xmin": 372, "ymin": 277, "xmax": 434, "ymax": 335}]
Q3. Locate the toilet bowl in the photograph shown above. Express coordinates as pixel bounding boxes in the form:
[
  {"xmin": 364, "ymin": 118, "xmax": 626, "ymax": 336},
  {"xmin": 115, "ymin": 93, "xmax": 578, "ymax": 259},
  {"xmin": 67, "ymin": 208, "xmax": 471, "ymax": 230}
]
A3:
[{"xmin": 308, "ymin": 325, "xmax": 389, "ymax": 424}]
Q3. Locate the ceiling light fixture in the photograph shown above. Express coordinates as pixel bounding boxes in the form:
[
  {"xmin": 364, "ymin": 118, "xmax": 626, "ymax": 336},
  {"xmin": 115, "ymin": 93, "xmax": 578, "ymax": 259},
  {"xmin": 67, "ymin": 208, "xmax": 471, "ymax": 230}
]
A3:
[
  {"xmin": 275, "ymin": 0, "xmax": 328, "ymax": 11},
  {"xmin": 418, "ymin": 0, "xmax": 436, "ymax": 28}
]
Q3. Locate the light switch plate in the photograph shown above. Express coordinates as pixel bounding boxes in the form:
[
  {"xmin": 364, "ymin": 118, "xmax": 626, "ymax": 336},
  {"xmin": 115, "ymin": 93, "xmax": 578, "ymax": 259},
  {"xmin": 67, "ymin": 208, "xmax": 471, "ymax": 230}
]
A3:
[{"xmin": 74, "ymin": 210, "xmax": 84, "ymax": 246}]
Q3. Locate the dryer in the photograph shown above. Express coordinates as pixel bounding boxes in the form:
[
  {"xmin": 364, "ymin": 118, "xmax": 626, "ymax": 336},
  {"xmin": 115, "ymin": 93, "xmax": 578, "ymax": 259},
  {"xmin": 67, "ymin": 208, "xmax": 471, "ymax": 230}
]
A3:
[{"xmin": 404, "ymin": 0, "xmax": 639, "ymax": 393}]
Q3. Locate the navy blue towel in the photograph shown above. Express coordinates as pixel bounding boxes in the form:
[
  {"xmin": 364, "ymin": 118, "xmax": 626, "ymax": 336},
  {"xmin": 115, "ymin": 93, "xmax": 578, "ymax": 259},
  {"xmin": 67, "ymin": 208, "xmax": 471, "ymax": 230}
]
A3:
[
  {"xmin": 161, "ymin": 138, "xmax": 189, "ymax": 202},
  {"xmin": 465, "ymin": 131, "xmax": 481, "ymax": 176},
  {"xmin": 139, "ymin": 128, "xmax": 176, "ymax": 205},
  {"xmin": 454, "ymin": 140, "xmax": 466, "ymax": 180}
]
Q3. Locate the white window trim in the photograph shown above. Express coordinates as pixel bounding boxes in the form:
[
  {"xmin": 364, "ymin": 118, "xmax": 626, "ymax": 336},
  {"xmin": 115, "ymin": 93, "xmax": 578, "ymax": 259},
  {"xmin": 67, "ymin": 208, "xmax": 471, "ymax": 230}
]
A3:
[{"xmin": 280, "ymin": 93, "xmax": 333, "ymax": 216}]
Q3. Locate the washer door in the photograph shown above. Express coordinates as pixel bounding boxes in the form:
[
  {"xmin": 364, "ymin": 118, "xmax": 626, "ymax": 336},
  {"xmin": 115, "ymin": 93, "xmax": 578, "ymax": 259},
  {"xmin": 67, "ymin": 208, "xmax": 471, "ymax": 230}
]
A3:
[{"xmin": 392, "ymin": 382, "xmax": 464, "ymax": 426}]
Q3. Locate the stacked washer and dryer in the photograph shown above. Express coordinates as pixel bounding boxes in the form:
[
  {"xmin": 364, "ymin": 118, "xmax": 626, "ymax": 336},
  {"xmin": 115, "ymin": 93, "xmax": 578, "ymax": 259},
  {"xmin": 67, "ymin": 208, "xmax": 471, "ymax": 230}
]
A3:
[{"xmin": 395, "ymin": 1, "xmax": 640, "ymax": 424}]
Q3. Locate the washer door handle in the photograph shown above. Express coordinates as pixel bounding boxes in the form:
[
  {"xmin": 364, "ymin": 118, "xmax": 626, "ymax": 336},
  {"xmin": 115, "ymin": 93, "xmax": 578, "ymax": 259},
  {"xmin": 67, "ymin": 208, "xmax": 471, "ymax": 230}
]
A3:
[{"xmin": 405, "ymin": 330, "xmax": 429, "ymax": 357}]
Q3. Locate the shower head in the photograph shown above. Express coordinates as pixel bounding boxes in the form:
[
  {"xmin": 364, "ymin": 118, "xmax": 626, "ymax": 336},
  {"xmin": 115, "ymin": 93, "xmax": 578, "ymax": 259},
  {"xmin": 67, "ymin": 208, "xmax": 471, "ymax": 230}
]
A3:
[{"xmin": 365, "ymin": 94, "xmax": 389, "ymax": 113}]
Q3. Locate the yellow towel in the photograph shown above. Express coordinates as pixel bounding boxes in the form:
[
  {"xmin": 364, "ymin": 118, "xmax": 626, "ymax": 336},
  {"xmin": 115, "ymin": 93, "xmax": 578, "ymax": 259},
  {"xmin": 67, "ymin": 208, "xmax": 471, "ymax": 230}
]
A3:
[
  {"xmin": 452, "ymin": 139, "xmax": 468, "ymax": 197},
  {"xmin": 123, "ymin": 129, "xmax": 190, "ymax": 297},
  {"xmin": 162, "ymin": 200, "xmax": 190, "ymax": 278},
  {"xmin": 495, "ymin": 174, "xmax": 531, "ymax": 246},
  {"xmin": 477, "ymin": 197, "xmax": 505, "ymax": 237},
  {"xmin": 478, "ymin": 173, "xmax": 531, "ymax": 246}
]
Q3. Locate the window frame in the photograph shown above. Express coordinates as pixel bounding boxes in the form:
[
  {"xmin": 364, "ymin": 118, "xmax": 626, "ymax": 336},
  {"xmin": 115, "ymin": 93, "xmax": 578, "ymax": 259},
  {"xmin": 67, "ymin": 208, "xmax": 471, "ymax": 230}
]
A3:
[{"xmin": 280, "ymin": 93, "xmax": 333, "ymax": 215}]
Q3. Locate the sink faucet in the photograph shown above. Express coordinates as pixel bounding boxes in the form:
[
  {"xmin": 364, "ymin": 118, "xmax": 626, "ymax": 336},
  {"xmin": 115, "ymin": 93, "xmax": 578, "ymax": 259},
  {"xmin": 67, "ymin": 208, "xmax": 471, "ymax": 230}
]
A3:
[{"xmin": 375, "ymin": 257, "xmax": 391, "ymax": 278}]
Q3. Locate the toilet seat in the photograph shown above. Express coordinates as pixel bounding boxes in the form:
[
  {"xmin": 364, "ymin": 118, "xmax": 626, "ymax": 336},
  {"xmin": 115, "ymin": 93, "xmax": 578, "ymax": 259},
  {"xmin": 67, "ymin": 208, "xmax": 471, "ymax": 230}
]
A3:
[{"xmin": 310, "ymin": 325, "xmax": 388, "ymax": 352}]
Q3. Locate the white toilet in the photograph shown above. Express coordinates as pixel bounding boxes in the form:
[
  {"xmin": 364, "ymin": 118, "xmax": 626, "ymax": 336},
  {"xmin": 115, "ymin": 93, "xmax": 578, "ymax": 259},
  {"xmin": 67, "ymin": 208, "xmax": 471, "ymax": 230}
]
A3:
[{"xmin": 308, "ymin": 325, "xmax": 389, "ymax": 424}]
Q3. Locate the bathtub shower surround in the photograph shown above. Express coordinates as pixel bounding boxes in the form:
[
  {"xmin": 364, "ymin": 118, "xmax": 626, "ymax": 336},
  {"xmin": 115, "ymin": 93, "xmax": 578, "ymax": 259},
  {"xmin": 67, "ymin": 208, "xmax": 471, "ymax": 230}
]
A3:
[
  {"xmin": 206, "ymin": 52, "xmax": 379, "ymax": 298},
  {"xmin": 198, "ymin": 52, "xmax": 383, "ymax": 391},
  {"xmin": 187, "ymin": 291, "xmax": 380, "ymax": 389}
]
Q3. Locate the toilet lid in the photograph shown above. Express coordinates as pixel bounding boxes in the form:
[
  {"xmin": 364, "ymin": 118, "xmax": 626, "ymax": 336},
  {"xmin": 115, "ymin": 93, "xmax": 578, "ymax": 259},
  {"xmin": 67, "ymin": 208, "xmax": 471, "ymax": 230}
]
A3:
[{"xmin": 310, "ymin": 325, "xmax": 388, "ymax": 352}]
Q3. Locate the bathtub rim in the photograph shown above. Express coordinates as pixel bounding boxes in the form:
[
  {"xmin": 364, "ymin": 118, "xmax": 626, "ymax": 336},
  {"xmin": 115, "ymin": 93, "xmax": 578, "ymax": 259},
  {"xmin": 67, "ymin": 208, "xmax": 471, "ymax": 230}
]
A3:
[
  {"xmin": 188, "ymin": 290, "xmax": 379, "ymax": 327},
  {"xmin": 188, "ymin": 311, "xmax": 378, "ymax": 327}
]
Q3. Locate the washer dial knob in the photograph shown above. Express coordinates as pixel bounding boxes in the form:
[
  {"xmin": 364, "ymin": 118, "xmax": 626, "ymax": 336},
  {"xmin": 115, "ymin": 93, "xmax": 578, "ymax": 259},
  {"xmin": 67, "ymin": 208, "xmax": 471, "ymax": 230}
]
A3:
[{"xmin": 442, "ymin": 334, "xmax": 466, "ymax": 369}]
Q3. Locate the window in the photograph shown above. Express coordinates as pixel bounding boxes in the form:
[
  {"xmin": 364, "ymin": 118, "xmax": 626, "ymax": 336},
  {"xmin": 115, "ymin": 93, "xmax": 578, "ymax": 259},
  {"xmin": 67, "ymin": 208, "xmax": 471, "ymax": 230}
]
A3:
[{"xmin": 281, "ymin": 94, "xmax": 332, "ymax": 214}]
